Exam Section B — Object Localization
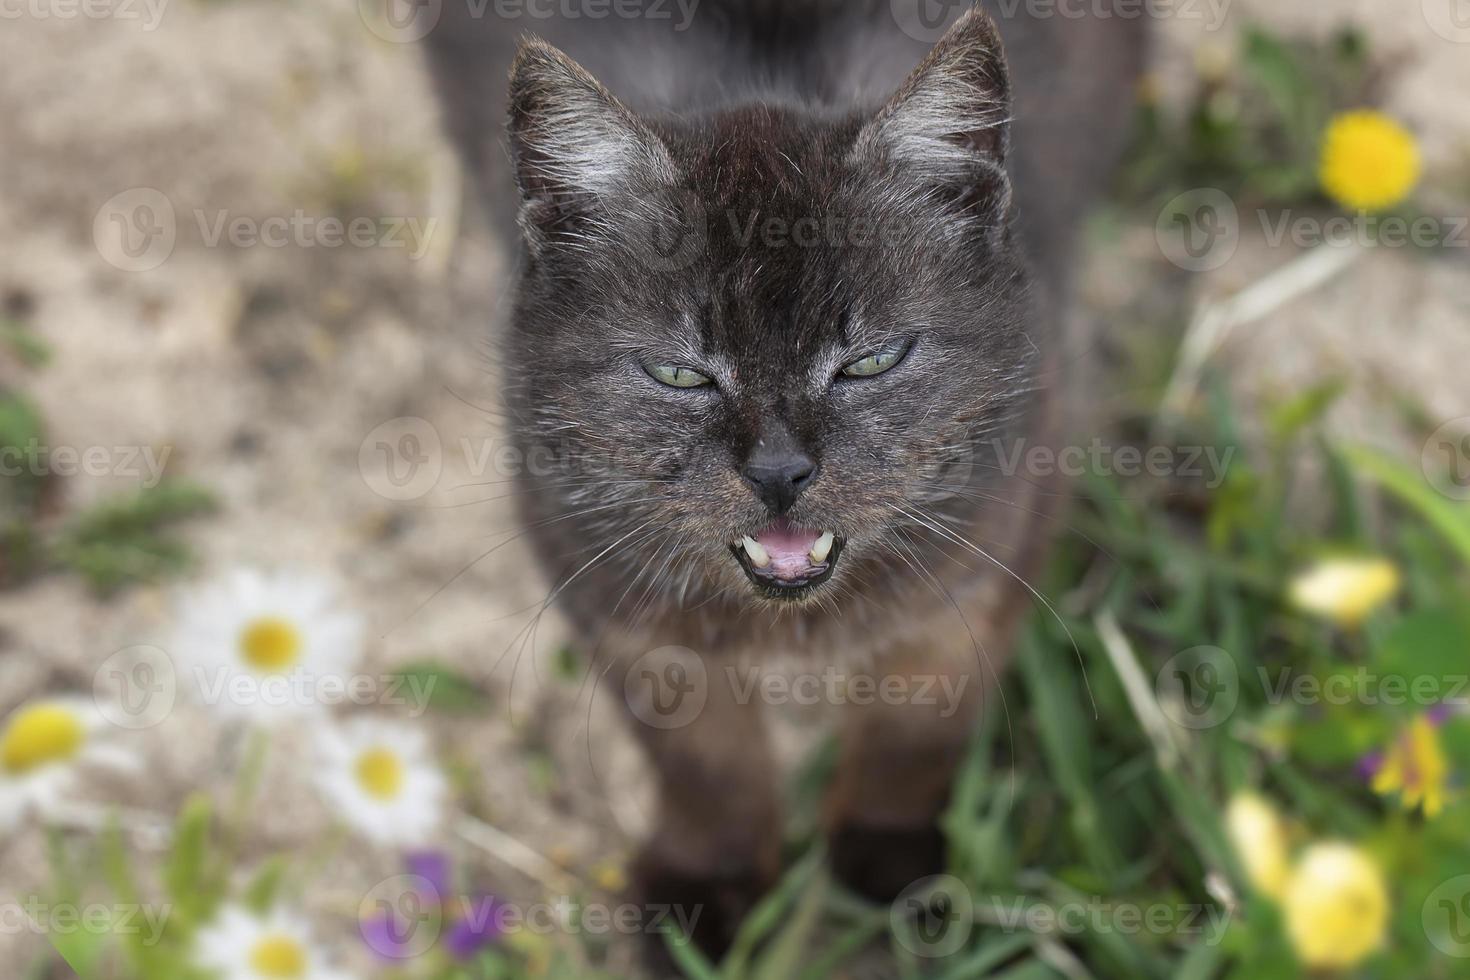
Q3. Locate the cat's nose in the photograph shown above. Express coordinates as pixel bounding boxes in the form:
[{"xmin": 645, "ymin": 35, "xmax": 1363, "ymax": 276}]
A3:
[{"xmin": 743, "ymin": 447, "xmax": 818, "ymax": 515}]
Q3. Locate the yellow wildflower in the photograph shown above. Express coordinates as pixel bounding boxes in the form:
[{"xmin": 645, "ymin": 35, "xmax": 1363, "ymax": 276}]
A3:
[
  {"xmin": 1225, "ymin": 793, "xmax": 1291, "ymax": 899},
  {"xmin": 1288, "ymin": 557, "xmax": 1400, "ymax": 628},
  {"xmin": 1193, "ymin": 43, "xmax": 1232, "ymax": 84},
  {"xmin": 1319, "ymin": 110, "xmax": 1421, "ymax": 212},
  {"xmin": 1372, "ymin": 714, "xmax": 1450, "ymax": 818},
  {"xmin": 1283, "ymin": 842, "xmax": 1389, "ymax": 970},
  {"xmin": 504, "ymin": 930, "xmax": 553, "ymax": 976},
  {"xmin": 593, "ymin": 861, "xmax": 628, "ymax": 893}
]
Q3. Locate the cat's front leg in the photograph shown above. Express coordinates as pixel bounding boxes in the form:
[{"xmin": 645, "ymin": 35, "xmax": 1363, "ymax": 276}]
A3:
[
  {"xmin": 610, "ymin": 643, "xmax": 782, "ymax": 966},
  {"xmin": 823, "ymin": 646, "xmax": 993, "ymax": 902}
]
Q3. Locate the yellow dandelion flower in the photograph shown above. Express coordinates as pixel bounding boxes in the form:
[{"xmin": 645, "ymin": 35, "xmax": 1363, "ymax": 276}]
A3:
[
  {"xmin": 1283, "ymin": 842, "xmax": 1388, "ymax": 970},
  {"xmin": 593, "ymin": 861, "xmax": 628, "ymax": 893},
  {"xmin": 1372, "ymin": 714, "xmax": 1450, "ymax": 818},
  {"xmin": 1225, "ymin": 793, "xmax": 1291, "ymax": 899},
  {"xmin": 1288, "ymin": 557, "xmax": 1400, "ymax": 629},
  {"xmin": 1319, "ymin": 111, "xmax": 1421, "ymax": 212}
]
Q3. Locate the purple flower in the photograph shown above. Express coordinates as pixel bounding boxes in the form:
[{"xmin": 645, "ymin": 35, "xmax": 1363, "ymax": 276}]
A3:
[
  {"xmin": 444, "ymin": 895, "xmax": 504, "ymax": 960},
  {"xmin": 1427, "ymin": 701, "xmax": 1461, "ymax": 726},
  {"xmin": 360, "ymin": 850, "xmax": 502, "ymax": 963},
  {"xmin": 406, "ymin": 850, "xmax": 453, "ymax": 896}
]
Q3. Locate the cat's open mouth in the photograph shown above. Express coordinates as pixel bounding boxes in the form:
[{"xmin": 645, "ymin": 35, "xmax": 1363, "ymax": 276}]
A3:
[{"xmin": 729, "ymin": 518, "xmax": 844, "ymax": 599}]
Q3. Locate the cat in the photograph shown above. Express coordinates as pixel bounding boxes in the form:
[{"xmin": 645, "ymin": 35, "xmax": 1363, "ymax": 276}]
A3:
[{"xmin": 425, "ymin": 0, "xmax": 1144, "ymax": 961}]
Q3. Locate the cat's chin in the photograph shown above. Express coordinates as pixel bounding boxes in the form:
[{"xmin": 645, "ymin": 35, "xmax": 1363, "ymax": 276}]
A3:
[{"xmin": 728, "ymin": 518, "xmax": 845, "ymax": 602}]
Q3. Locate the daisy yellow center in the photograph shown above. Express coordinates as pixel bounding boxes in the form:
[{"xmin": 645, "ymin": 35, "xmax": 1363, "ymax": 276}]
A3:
[
  {"xmin": 240, "ymin": 617, "xmax": 303, "ymax": 672},
  {"xmin": 354, "ymin": 747, "xmax": 405, "ymax": 801},
  {"xmin": 1, "ymin": 705, "xmax": 85, "ymax": 775},
  {"xmin": 248, "ymin": 934, "xmax": 307, "ymax": 978}
]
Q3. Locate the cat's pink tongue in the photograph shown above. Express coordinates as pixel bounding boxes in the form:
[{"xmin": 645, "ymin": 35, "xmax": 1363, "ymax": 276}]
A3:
[{"xmin": 755, "ymin": 519, "xmax": 823, "ymax": 579}]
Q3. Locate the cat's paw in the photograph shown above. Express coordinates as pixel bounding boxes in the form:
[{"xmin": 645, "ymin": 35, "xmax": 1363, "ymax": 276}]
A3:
[
  {"xmin": 828, "ymin": 821, "xmax": 948, "ymax": 903},
  {"xmin": 631, "ymin": 850, "xmax": 773, "ymax": 975}
]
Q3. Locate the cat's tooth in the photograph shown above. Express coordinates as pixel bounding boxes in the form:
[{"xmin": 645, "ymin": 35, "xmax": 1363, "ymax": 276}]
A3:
[
  {"xmin": 810, "ymin": 531, "xmax": 835, "ymax": 564},
  {"xmin": 741, "ymin": 536, "xmax": 771, "ymax": 568}
]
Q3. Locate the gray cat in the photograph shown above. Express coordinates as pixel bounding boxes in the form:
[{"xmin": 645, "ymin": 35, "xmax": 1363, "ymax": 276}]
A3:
[{"xmin": 426, "ymin": 0, "xmax": 1144, "ymax": 961}]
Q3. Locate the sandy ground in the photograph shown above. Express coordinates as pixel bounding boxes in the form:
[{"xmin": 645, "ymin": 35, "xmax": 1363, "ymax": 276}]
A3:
[{"xmin": 1, "ymin": 0, "xmax": 1466, "ymax": 974}]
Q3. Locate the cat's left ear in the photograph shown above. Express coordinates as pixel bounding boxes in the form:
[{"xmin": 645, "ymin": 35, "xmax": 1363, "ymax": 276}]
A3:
[
  {"xmin": 507, "ymin": 39, "xmax": 677, "ymax": 244},
  {"xmin": 853, "ymin": 7, "xmax": 1013, "ymax": 232}
]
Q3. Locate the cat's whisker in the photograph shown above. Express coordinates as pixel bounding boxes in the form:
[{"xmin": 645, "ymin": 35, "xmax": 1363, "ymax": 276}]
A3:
[
  {"xmin": 492, "ymin": 517, "xmax": 669, "ymax": 706},
  {"xmin": 897, "ymin": 504, "xmax": 1097, "ymax": 718},
  {"xmin": 883, "ymin": 507, "xmax": 1020, "ymax": 808},
  {"xmin": 912, "ymin": 481, "xmax": 1165, "ymax": 616},
  {"xmin": 386, "ymin": 497, "xmax": 671, "ymax": 637}
]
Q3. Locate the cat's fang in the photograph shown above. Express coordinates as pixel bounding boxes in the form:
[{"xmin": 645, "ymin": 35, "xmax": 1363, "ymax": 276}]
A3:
[
  {"xmin": 810, "ymin": 532, "xmax": 835, "ymax": 564},
  {"xmin": 741, "ymin": 536, "xmax": 772, "ymax": 568}
]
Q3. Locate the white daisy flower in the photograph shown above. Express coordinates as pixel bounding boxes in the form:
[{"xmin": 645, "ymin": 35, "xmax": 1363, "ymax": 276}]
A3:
[
  {"xmin": 171, "ymin": 569, "xmax": 364, "ymax": 726},
  {"xmin": 193, "ymin": 905, "xmax": 354, "ymax": 980},
  {"xmin": 314, "ymin": 718, "xmax": 447, "ymax": 847},
  {"xmin": 0, "ymin": 697, "xmax": 139, "ymax": 829}
]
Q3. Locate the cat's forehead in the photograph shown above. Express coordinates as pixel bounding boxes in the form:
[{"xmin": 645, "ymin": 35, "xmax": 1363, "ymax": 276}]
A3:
[
  {"xmin": 666, "ymin": 109, "xmax": 887, "ymax": 362},
  {"xmin": 681, "ymin": 106, "xmax": 857, "ymax": 214}
]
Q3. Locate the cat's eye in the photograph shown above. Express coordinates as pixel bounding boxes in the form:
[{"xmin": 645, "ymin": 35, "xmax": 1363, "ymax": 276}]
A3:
[
  {"xmin": 646, "ymin": 364, "xmax": 714, "ymax": 389},
  {"xmin": 839, "ymin": 346, "xmax": 908, "ymax": 379}
]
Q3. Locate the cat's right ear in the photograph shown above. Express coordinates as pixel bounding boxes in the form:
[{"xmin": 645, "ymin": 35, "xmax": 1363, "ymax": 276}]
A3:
[
  {"xmin": 852, "ymin": 7, "xmax": 1014, "ymax": 236},
  {"xmin": 507, "ymin": 39, "xmax": 676, "ymax": 246}
]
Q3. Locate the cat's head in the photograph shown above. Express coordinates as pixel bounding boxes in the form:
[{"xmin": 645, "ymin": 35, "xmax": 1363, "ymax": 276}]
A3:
[{"xmin": 504, "ymin": 10, "xmax": 1040, "ymax": 607}]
